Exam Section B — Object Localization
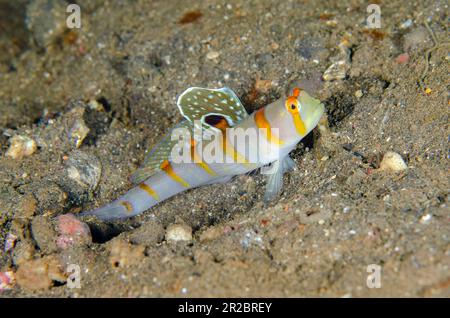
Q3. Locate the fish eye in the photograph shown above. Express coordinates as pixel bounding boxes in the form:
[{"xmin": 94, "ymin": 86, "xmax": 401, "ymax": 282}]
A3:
[{"xmin": 286, "ymin": 97, "xmax": 299, "ymax": 113}]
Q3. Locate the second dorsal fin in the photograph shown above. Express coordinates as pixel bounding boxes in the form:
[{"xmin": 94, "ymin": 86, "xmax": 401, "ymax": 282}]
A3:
[{"xmin": 130, "ymin": 120, "xmax": 195, "ymax": 184}]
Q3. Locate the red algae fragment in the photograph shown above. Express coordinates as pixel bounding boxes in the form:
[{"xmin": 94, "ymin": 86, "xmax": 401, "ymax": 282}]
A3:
[
  {"xmin": 396, "ymin": 53, "xmax": 409, "ymax": 64},
  {"xmin": 179, "ymin": 10, "xmax": 203, "ymax": 24},
  {"xmin": 362, "ymin": 29, "xmax": 386, "ymax": 41}
]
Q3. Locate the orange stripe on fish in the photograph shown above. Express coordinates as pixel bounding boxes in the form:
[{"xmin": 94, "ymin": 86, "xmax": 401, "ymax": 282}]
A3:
[
  {"xmin": 254, "ymin": 108, "xmax": 285, "ymax": 145},
  {"xmin": 213, "ymin": 118, "xmax": 230, "ymax": 131},
  {"xmin": 285, "ymin": 87, "xmax": 306, "ymax": 136},
  {"xmin": 291, "ymin": 115, "xmax": 306, "ymax": 136},
  {"xmin": 191, "ymin": 139, "xmax": 217, "ymax": 176},
  {"xmin": 214, "ymin": 118, "xmax": 249, "ymax": 164},
  {"xmin": 160, "ymin": 159, "xmax": 190, "ymax": 187},
  {"xmin": 139, "ymin": 183, "xmax": 159, "ymax": 200},
  {"xmin": 119, "ymin": 201, "xmax": 133, "ymax": 213}
]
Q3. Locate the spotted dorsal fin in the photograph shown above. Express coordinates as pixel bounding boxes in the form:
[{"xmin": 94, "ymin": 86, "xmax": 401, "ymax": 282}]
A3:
[
  {"xmin": 177, "ymin": 87, "xmax": 248, "ymax": 130},
  {"xmin": 130, "ymin": 120, "xmax": 195, "ymax": 185}
]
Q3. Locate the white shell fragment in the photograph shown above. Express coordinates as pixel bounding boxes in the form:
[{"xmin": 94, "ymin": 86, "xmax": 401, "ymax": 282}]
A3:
[
  {"xmin": 4, "ymin": 233, "xmax": 17, "ymax": 253},
  {"xmin": 66, "ymin": 106, "xmax": 90, "ymax": 149},
  {"xmin": 165, "ymin": 223, "xmax": 193, "ymax": 242},
  {"xmin": 323, "ymin": 40, "xmax": 351, "ymax": 81},
  {"xmin": 69, "ymin": 118, "xmax": 90, "ymax": 148},
  {"xmin": 87, "ymin": 99, "xmax": 104, "ymax": 111},
  {"xmin": 206, "ymin": 51, "xmax": 220, "ymax": 60},
  {"xmin": 379, "ymin": 151, "xmax": 408, "ymax": 172},
  {"xmin": 65, "ymin": 150, "xmax": 102, "ymax": 191},
  {"xmin": 5, "ymin": 135, "xmax": 37, "ymax": 160}
]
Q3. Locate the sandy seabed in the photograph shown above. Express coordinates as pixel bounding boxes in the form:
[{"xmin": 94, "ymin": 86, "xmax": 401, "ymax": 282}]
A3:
[{"xmin": 0, "ymin": 0, "xmax": 448, "ymax": 297}]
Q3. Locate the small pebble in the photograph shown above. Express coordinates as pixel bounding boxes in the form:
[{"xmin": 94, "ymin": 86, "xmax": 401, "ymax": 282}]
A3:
[
  {"xmin": 15, "ymin": 194, "xmax": 37, "ymax": 220},
  {"xmin": 379, "ymin": 151, "xmax": 408, "ymax": 172},
  {"xmin": 354, "ymin": 90, "xmax": 363, "ymax": 98},
  {"xmin": 166, "ymin": 223, "xmax": 193, "ymax": 242},
  {"xmin": 396, "ymin": 53, "xmax": 409, "ymax": 64},
  {"xmin": 323, "ymin": 40, "xmax": 351, "ymax": 81},
  {"xmin": 69, "ymin": 118, "xmax": 90, "ymax": 148},
  {"xmin": 0, "ymin": 271, "xmax": 15, "ymax": 292},
  {"xmin": 419, "ymin": 213, "xmax": 432, "ymax": 224},
  {"xmin": 15, "ymin": 256, "xmax": 66, "ymax": 290},
  {"xmin": 108, "ymin": 239, "xmax": 145, "ymax": 268},
  {"xmin": 4, "ymin": 233, "xmax": 17, "ymax": 253},
  {"xmin": 34, "ymin": 182, "xmax": 68, "ymax": 216},
  {"xmin": 399, "ymin": 19, "xmax": 413, "ymax": 29},
  {"xmin": 254, "ymin": 79, "xmax": 272, "ymax": 93},
  {"xmin": 65, "ymin": 150, "xmax": 102, "ymax": 191},
  {"xmin": 5, "ymin": 135, "xmax": 37, "ymax": 160},
  {"xmin": 87, "ymin": 99, "xmax": 104, "ymax": 111},
  {"xmin": 66, "ymin": 106, "xmax": 90, "ymax": 149},
  {"xmin": 31, "ymin": 216, "xmax": 58, "ymax": 253},
  {"xmin": 199, "ymin": 226, "xmax": 223, "ymax": 242},
  {"xmin": 240, "ymin": 229, "xmax": 264, "ymax": 249},
  {"xmin": 206, "ymin": 51, "xmax": 220, "ymax": 60},
  {"xmin": 55, "ymin": 214, "xmax": 92, "ymax": 249},
  {"xmin": 12, "ymin": 241, "xmax": 35, "ymax": 266}
]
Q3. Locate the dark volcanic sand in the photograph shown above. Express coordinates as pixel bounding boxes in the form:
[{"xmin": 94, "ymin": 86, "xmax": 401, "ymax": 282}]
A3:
[{"xmin": 0, "ymin": 0, "xmax": 448, "ymax": 297}]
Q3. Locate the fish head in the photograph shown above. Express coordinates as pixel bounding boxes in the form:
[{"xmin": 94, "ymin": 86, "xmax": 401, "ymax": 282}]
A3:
[{"xmin": 282, "ymin": 87, "xmax": 325, "ymax": 138}]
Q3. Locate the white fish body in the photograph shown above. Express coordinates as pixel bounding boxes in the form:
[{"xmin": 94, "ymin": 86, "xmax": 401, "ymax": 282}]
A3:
[{"xmin": 81, "ymin": 86, "xmax": 324, "ymax": 220}]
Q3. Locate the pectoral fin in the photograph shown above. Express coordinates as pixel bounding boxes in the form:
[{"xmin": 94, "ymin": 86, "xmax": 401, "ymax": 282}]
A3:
[{"xmin": 263, "ymin": 156, "xmax": 296, "ymax": 202}]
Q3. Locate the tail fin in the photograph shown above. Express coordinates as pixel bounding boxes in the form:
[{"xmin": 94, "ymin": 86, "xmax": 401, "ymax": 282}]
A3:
[{"xmin": 79, "ymin": 202, "xmax": 131, "ymax": 221}]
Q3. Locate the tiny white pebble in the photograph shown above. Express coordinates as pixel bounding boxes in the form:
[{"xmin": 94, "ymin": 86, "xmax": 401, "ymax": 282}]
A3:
[
  {"xmin": 379, "ymin": 151, "xmax": 408, "ymax": 172},
  {"xmin": 166, "ymin": 224, "xmax": 193, "ymax": 242},
  {"xmin": 206, "ymin": 51, "xmax": 220, "ymax": 60},
  {"xmin": 420, "ymin": 213, "xmax": 432, "ymax": 224},
  {"xmin": 6, "ymin": 135, "xmax": 37, "ymax": 160}
]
